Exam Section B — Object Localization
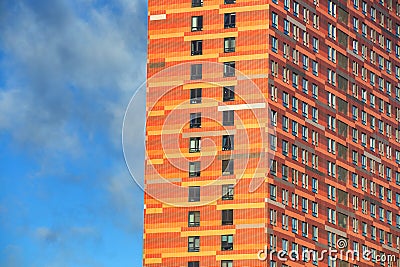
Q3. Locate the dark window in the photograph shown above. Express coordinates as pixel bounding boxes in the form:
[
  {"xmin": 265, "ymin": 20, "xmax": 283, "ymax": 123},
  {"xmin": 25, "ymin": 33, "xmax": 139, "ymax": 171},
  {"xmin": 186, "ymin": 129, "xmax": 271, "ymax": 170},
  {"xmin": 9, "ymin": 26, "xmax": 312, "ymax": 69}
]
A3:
[
  {"xmin": 188, "ymin": 211, "xmax": 200, "ymax": 227},
  {"xmin": 191, "ymin": 16, "xmax": 203, "ymax": 31},
  {"xmin": 188, "ymin": 262, "xmax": 199, "ymax": 267},
  {"xmin": 221, "ymin": 235, "xmax": 233, "ymax": 250},
  {"xmin": 191, "ymin": 40, "xmax": 203, "ymax": 55},
  {"xmin": 192, "ymin": 0, "xmax": 203, "ymax": 7},
  {"xmin": 190, "ymin": 112, "xmax": 201, "ymax": 128},
  {"xmin": 188, "ymin": 236, "xmax": 200, "ymax": 252},
  {"xmin": 189, "ymin": 162, "xmax": 201, "ymax": 177},
  {"xmin": 191, "ymin": 64, "xmax": 202, "ymax": 80},
  {"xmin": 222, "ymin": 159, "xmax": 234, "ymax": 175},
  {"xmin": 224, "ymin": 0, "xmax": 235, "ymax": 4},
  {"xmin": 190, "ymin": 88, "xmax": 202, "ymax": 104},
  {"xmin": 223, "ymin": 110, "xmax": 234, "ymax": 126},
  {"xmin": 222, "ymin": 209, "xmax": 233, "ymax": 225},
  {"xmin": 224, "ymin": 13, "xmax": 236, "ymax": 28},
  {"xmin": 221, "ymin": 260, "xmax": 233, "ymax": 267},
  {"xmin": 223, "ymin": 62, "xmax": 235, "ymax": 77},
  {"xmin": 189, "ymin": 186, "xmax": 200, "ymax": 202},
  {"xmin": 224, "ymin": 37, "xmax": 236, "ymax": 53},
  {"xmin": 222, "ymin": 184, "xmax": 234, "ymax": 200},
  {"xmin": 189, "ymin": 137, "xmax": 201, "ymax": 152},
  {"xmin": 222, "ymin": 135, "xmax": 234, "ymax": 151},
  {"xmin": 223, "ymin": 86, "xmax": 235, "ymax": 101}
]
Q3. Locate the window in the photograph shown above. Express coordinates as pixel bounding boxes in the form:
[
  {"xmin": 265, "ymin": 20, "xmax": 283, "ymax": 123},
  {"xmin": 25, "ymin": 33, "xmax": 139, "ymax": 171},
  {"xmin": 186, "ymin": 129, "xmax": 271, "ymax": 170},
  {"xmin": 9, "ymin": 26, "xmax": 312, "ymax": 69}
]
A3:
[
  {"xmin": 328, "ymin": 23, "xmax": 336, "ymax": 40},
  {"xmin": 361, "ymin": 2, "xmax": 369, "ymax": 15},
  {"xmin": 224, "ymin": 13, "xmax": 236, "ymax": 28},
  {"xmin": 284, "ymin": 19, "xmax": 290, "ymax": 35},
  {"xmin": 302, "ymin": 197, "xmax": 308, "ymax": 213},
  {"xmin": 222, "ymin": 184, "xmax": 234, "ymax": 200},
  {"xmin": 190, "ymin": 113, "xmax": 201, "ymax": 128},
  {"xmin": 292, "ymin": 218, "xmax": 298, "ymax": 233},
  {"xmin": 189, "ymin": 161, "xmax": 200, "ymax": 177},
  {"xmin": 222, "ymin": 209, "xmax": 233, "ymax": 225},
  {"xmin": 188, "ymin": 262, "xmax": 199, "ymax": 267},
  {"xmin": 189, "ymin": 137, "xmax": 201, "ymax": 153},
  {"xmin": 328, "ymin": 46, "xmax": 336, "ymax": 62},
  {"xmin": 223, "ymin": 62, "xmax": 235, "ymax": 77},
  {"xmin": 188, "ymin": 236, "xmax": 200, "ymax": 252},
  {"xmin": 221, "ymin": 260, "xmax": 233, "ymax": 267},
  {"xmin": 303, "ymin": 55, "xmax": 309, "ymax": 71},
  {"xmin": 192, "ymin": 0, "xmax": 203, "ymax": 7},
  {"xmin": 191, "ymin": 64, "xmax": 202, "ymax": 80},
  {"xmin": 222, "ymin": 159, "xmax": 234, "ymax": 175},
  {"xmin": 353, "ymin": 17, "xmax": 359, "ymax": 31},
  {"xmin": 312, "ymin": 14, "xmax": 319, "ymax": 28},
  {"xmin": 289, "ymin": 120, "xmax": 298, "ymax": 138},
  {"xmin": 282, "ymin": 115, "xmax": 289, "ymax": 131},
  {"xmin": 271, "ymin": 36, "xmax": 278, "ymax": 53},
  {"xmin": 310, "ymin": 60, "xmax": 318, "ymax": 76},
  {"xmin": 272, "ymin": 12, "xmax": 278, "ymax": 28},
  {"xmin": 188, "ymin": 211, "xmax": 200, "ymax": 227},
  {"xmin": 292, "ymin": 144, "xmax": 298, "ymax": 160},
  {"xmin": 284, "ymin": 0, "xmax": 290, "ymax": 10},
  {"xmin": 293, "ymin": 1, "xmax": 299, "ymax": 16},
  {"xmin": 312, "ymin": 202, "xmax": 318, "ymax": 217},
  {"xmin": 222, "ymin": 135, "xmax": 234, "ymax": 151},
  {"xmin": 190, "ymin": 88, "xmax": 202, "ymax": 104},
  {"xmin": 312, "ymin": 84, "xmax": 318, "ymax": 99},
  {"xmin": 270, "ymin": 184, "xmax": 277, "ymax": 201},
  {"xmin": 312, "ymin": 107, "xmax": 318, "ymax": 122},
  {"xmin": 223, "ymin": 86, "xmax": 234, "ymax": 102},
  {"xmin": 224, "ymin": 0, "xmax": 235, "ymax": 4},
  {"xmin": 292, "ymin": 73, "xmax": 298, "ymax": 88},
  {"xmin": 312, "ymin": 37, "xmax": 319, "ymax": 52},
  {"xmin": 221, "ymin": 235, "xmax": 233, "ymax": 250},
  {"xmin": 312, "ymin": 178, "xmax": 318, "ymax": 193},
  {"xmin": 328, "ymin": 208, "xmax": 336, "ymax": 224},
  {"xmin": 191, "ymin": 16, "xmax": 203, "ymax": 31},
  {"xmin": 328, "ymin": 0, "xmax": 336, "ymax": 17},
  {"xmin": 327, "ymin": 69, "xmax": 336, "ymax": 85},
  {"xmin": 191, "ymin": 40, "xmax": 203, "ymax": 55},
  {"xmin": 189, "ymin": 186, "xmax": 200, "ymax": 202},
  {"xmin": 223, "ymin": 110, "xmax": 234, "ymax": 126},
  {"xmin": 224, "ymin": 37, "xmax": 235, "ymax": 53}
]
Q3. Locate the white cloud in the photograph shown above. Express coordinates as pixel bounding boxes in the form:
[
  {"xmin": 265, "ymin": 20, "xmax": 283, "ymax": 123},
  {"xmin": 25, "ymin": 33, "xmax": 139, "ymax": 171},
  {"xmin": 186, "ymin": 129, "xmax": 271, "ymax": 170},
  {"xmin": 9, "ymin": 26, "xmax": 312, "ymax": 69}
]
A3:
[{"xmin": 0, "ymin": 0, "xmax": 147, "ymax": 155}]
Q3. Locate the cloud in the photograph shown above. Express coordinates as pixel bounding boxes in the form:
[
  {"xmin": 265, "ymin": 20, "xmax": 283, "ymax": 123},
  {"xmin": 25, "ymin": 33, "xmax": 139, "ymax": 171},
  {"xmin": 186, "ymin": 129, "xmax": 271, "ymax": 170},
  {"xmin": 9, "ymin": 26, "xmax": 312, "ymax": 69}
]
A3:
[
  {"xmin": 0, "ymin": 0, "xmax": 147, "ymax": 265},
  {"xmin": 0, "ymin": 0, "xmax": 147, "ymax": 156},
  {"xmin": 105, "ymin": 167, "xmax": 144, "ymax": 231}
]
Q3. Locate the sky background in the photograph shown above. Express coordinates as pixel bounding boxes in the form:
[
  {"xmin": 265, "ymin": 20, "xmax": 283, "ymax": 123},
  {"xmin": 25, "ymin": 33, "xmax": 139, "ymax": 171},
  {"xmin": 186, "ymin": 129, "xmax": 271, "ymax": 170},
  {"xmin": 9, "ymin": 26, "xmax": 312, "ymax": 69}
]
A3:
[{"xmin": 0, "ymin": 0, "xmax": 148, "ymax": 266}]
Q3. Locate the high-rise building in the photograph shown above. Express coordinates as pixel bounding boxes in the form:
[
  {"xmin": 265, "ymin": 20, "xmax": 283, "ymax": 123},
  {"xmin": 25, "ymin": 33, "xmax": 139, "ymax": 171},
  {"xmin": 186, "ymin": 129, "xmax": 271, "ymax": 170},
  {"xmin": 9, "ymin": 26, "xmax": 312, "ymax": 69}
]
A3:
[{"xmin": 144, "ymin": 0, "xmax": 400, "ymax": 266}]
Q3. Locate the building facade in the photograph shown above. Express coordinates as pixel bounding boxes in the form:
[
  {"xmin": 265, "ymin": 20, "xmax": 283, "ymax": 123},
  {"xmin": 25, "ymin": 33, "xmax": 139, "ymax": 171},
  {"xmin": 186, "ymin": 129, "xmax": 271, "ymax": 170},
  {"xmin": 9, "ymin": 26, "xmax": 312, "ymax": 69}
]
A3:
[{"xmin": 144, "ymin": 0, "xmax": 400, "ymax": 266}]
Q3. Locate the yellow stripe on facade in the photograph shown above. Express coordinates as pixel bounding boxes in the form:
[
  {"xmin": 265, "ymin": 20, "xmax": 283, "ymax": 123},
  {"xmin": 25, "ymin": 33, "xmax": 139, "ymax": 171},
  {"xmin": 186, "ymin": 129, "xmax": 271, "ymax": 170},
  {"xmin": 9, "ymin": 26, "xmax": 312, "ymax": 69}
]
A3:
[
  {"xmin": 148, "ymin": 110, "xmax": 165, "ymax": 116},
  {"xmin": 146, "ymin": 227, "xmax": 181, "ymax": 234},
  {"xmin": 144, "ymin": 258, "xmax": 162, "ymax": 264},
  {"xmin": 181, "ymin": 229, "xmax": 236, "ymax": 237},
  {"xmin": 184, "ymin": 32, "xmax": 238, "ymax": 41},
  {"xmin": 162, "ymin": 251, "xmax": 217, "ymax": 258},
  {"xmin": 146, "ymin": 208, "xmax": 163, "ymax": 214},
  {"xmin": 165, "ymin": 54, "xmax": 219, "ymax": 63},
  {"xmin": 147, "ymin": 159, "xmax": 164, "ymax": 165},
  {"xmin": 149, "ymin": 32, "xmax": 184, "ymax": 39}
]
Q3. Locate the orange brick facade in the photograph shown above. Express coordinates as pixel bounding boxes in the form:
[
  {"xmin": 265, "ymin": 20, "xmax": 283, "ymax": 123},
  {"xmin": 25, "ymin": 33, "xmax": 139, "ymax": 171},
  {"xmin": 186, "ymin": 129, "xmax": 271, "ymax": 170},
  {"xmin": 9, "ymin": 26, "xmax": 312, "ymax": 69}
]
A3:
[{"xmin": 144, "ymin": 0, "xmax": 400, "ymax": 266}]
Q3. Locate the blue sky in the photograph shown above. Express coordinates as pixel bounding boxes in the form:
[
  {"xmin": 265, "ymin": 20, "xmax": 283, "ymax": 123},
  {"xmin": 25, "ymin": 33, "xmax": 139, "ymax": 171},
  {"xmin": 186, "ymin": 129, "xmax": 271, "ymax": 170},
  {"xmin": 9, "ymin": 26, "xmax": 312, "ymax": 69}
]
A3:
[{"xmin": 0, "ymin": 0, "xmax": 147, "ymax": 266}]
